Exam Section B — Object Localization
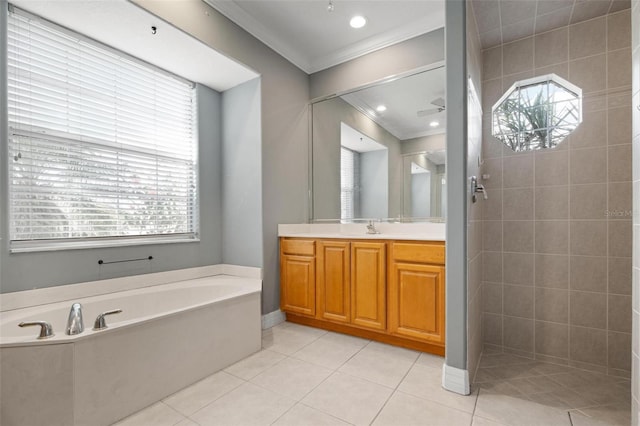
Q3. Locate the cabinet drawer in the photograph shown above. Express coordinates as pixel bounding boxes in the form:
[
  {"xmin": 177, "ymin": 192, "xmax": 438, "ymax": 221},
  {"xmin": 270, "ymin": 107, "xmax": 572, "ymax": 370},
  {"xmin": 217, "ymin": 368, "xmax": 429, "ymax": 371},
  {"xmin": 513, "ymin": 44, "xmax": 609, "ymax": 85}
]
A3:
[
  {"xmin": 281, "ymin": 239, "xmax": 315, "ymax": 256},
  {"xmin": 391, "ymin": 242, "xmax": 445, "ymax": 265}
]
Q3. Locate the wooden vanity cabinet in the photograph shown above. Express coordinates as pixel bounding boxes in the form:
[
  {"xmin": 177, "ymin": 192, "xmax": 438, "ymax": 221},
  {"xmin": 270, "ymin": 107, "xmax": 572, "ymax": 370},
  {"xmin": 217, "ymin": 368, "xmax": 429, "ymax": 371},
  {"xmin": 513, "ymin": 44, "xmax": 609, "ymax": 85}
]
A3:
[
  {"xmin": 280, "ymin": 237, "xmax": 445, "ymax": 355},
  {"xmin": 280, "ymin": 239, "xmax": 316, "ymax": 317},
  {"xmin": 316, "ymin": 241, "xmax": 351, "ymax": 323},
  {"xmin": 350, "ymin": 242, "xmax": 386, "ymax": 331},
  {"xmin": 388, "ymin": 242, "xmax": 446, "ymax": 345}
]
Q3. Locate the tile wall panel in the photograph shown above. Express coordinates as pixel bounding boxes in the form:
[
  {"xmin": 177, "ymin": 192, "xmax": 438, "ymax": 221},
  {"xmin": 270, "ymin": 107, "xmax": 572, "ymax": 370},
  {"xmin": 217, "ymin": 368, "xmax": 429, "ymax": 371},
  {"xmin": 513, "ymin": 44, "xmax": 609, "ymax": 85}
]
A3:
[{"xmin": 480, "ymin": 9, "xmax": 633, "ymax": 381}]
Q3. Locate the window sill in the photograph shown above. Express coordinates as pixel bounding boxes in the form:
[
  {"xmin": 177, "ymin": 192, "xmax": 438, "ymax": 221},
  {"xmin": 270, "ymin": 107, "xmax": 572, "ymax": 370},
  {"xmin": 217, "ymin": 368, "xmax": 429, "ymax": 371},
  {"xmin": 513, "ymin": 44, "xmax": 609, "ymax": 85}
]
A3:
[{"xmin": 10, "ymin": 236, "xmax": 200, "ymax": 253}]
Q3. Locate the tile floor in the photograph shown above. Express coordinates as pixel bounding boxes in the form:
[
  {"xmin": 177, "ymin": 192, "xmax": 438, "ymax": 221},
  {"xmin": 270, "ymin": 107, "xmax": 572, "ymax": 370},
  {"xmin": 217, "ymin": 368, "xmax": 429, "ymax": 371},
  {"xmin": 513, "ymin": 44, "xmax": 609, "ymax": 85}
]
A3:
[{"xmin": 115, "ymin": 322, "xmax": 631, "ymax": 426}]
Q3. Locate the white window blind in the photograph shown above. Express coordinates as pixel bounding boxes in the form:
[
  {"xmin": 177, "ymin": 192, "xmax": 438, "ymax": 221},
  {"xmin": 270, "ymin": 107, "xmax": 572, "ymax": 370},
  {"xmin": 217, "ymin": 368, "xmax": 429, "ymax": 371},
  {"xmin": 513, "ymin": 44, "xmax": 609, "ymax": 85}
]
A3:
[
  {"xmin": 340, "ymin": 147, "xmax": 359, "ymax": 220},
  {"xmin": 7, "ymin": 7, "xmax": 198, "ymax": 250}
]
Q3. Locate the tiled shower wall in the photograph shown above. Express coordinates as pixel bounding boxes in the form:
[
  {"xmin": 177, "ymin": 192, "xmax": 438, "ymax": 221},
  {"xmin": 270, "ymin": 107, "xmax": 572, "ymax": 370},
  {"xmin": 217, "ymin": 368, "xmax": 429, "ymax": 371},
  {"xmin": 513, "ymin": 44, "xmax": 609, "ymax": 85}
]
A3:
[
  {"xmin": 480, "ymin": 10, "xmax": 633, "ymax": 376},
  {"xmin": 631, "ymin": 2, "xmax": 639, "ymax": 423}
]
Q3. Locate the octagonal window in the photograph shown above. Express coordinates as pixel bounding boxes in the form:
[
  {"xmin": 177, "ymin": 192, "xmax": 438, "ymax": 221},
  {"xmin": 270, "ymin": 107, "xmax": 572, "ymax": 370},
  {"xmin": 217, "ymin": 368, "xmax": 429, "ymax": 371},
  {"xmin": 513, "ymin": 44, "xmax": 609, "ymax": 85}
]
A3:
[{"xmin": 492, "ymin": 74, "xmax": 582, "ymax": 152}]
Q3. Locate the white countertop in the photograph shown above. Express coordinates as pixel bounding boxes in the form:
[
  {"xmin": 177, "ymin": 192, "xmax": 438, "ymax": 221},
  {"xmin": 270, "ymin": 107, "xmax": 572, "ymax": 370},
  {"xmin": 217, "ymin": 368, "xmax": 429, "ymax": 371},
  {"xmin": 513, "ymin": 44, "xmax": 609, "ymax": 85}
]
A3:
[{"xmin": 278, "ymin": 223, "xmax": 445, "ymax": 242}]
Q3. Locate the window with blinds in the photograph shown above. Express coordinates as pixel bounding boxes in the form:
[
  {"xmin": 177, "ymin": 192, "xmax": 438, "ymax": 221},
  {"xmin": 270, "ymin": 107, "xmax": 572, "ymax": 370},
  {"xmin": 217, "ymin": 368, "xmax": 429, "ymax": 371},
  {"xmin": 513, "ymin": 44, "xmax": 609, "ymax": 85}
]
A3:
[
  {"xmin": 340, "ymin": 147, "xmax": 359, "ymax": 220},
  {"xmin": 7, "ymin": 7, "xmax": 198, "ymax": 250}
]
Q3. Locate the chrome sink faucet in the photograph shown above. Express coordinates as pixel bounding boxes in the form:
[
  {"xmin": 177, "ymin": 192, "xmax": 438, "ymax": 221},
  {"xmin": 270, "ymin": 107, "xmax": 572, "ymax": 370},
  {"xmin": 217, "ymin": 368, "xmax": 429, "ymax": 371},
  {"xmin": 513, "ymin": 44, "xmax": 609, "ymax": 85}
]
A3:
[
  {"xmin": 66, "ymin": 303, "xmax": 84, "ymax": 335},
  {"xmin": 366, "ymin": 220, "xmax": 380, "ymax": 234}
]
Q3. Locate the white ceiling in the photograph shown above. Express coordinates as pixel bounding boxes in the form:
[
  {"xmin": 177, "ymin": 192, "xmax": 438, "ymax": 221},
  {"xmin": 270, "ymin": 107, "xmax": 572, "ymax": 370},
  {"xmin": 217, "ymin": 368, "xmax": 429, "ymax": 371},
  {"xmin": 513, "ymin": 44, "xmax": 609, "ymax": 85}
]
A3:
[
  {"xmin": 11, "ymin": 0, "xmax": 259, "ymax": 91},
  {"xmin": 340, "ymin": 67, "xmax": 446, "ymax": 140},
  {"xmin": 205, "ymin": 0, "xmax": 445, "ymax": 73}
]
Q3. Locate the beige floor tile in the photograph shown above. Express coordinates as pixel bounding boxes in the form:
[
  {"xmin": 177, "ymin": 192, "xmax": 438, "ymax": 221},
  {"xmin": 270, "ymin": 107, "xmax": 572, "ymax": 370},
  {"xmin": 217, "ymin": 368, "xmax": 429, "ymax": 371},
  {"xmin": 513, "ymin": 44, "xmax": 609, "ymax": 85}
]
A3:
[
  {"xmin": 504, "ymin": 375, "xmax": 565, "ymax": 395},
  {"xmin": 569, "ymin": 411, "xmax": 615, "ymax": 426},
  {"xmin": 415, "ymin": 352, "xmax": 445, "ymax": 370},
  {"xmin": 250, "ymin": 357, "xmax": 333, "ymax": 400},
  {"xmin": 475, "ymin": 389, "xmax": 572, "ymax": 426},
  {"xmin": 570, "ymin": 382, "xmax": 631, "ymax": 406},
  {"xmin": 530, "ymin": 362, "xmax": 571, "ymax": 375},
  {"xmin": 190, "ymin": 382, "xmax": 295, "ymax": 426},
  {"xmin": 338, "ymin": 342, "xmax": 418, "ymax": 388},
  {"xmin": 162, "ymin": 371, "xmax": 244, "ymax": 416},
  {"xmin": 472, "ymin": 416, "xmax": 508, "ymax": 426},
  {"xmin": 475, "ymin": 380, "xmax": 524, "ymax": 396},
  {"xmin": 526, "ymin": 389, "xmax": 598, "ymax": 410},
  {"xmin": 302, "ymin": 372, "xmax": 393, "ymax": 426},
  {"xmin": 398, "ymin": 363, "xmax": 479, "ymax": 413},
  {"xmin": 292, "ymin": 332, "xmax": 369, "ymax": 369},
  {"xmin": 113, "ymin": 402, "xmax": 185, "ymax": 426},
  {"xmin": 224, "ymin": 349, "xmax": 286, "ymax": 380},
  {"xmin": 479, "ymin": 353, "xmax": 534, "ymax": 368},
  {"xmin": 175, "ymin": 419, "xmax": 199, "ymax": 426},
  {"xmin": 577, "ymin": 402, "xmax": 632, "ymax": 426},
  {"xmin": 272, "ymin": 403, "xmax": 351, "ymax": 426},
  {"xmin": 474, "ymin": 362, "xmax": 545, "ymax": 383},
  {"xmin": 371, "ymin": 391, "xmax": 473, "ymax": 426},
  {"xmin": 262, "ymin": 324, "xmax": 326, "ymax": 355}
]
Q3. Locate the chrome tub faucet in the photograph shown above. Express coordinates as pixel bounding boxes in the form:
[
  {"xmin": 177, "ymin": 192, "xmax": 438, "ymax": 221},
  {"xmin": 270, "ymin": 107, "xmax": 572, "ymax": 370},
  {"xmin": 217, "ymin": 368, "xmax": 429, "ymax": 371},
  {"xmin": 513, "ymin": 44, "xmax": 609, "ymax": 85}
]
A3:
[{"xmin": 66, "ymin": 303, "xmax": 84, "ymax": 335}]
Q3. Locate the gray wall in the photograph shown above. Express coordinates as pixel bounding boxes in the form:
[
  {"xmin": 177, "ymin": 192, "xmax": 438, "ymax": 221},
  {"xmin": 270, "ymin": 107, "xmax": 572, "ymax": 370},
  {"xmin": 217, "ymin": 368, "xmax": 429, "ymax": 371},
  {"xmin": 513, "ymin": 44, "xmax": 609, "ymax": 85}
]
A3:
[
  {"xmin": 0, "ymin": 78, "xmax": 224, "ymax": 292},
  {"xmin": 312, "ymin": 97, "xmax": 400, "ymax": 220},
  {"xmin": 132, "ymin": 0, "xmax": 310, "ymax": 315},
  {"xmin": 400, "ymin": 134, "xmax": 446, "ymax": 218},
  {"xmin": 630, "ymin": 2, "xmax": 639, "ymax": 424},
  {"xmin": 359, "ymin": 150, "xmax": 388, "ymax": 219},
  {"xmin": 222, "ymin": 78, "xmax": 263, "ymax": 267},
  {"xmin": 466, "ymin": 0, "xmax": 484, "ymax": 380},
  {"xmin": 445, "ymin": 0, "xmax": 469, "ymax": 374},
  {"xmin": 402, "ymin": 154, "xmax": 439, "ymax": 218},
  {"xmin": 411, "ymin": 172, "xmax": 430, "ymax": 218}
]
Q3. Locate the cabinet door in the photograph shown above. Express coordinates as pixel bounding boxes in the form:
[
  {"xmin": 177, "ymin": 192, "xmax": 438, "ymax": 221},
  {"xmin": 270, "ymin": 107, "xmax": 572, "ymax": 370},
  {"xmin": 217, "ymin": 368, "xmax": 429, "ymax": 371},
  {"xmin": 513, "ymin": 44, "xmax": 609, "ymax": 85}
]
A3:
[
  {"xmin": 317, "ymin": 241, "xmax": 351, "ymax": 323},
  {"xmin": 388, "ymin": 262, "xmax": 445, "ymax": 344},
  {"xmin": 280, "ymin": 254, "xmax": 315, "ymax": 316},
  {"xmin": 351, "ymin": 242, "xmax": 386, "ymax": 331}
]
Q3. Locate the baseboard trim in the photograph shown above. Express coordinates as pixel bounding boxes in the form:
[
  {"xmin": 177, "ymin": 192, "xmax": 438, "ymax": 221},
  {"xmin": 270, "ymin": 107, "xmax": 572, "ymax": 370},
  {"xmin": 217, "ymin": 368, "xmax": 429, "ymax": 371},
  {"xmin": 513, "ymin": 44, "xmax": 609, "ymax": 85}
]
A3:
[
  {"xmin": 442, "ymin": 363, "xmax": 470, "ymax": 395},
  {"xmin": 261, "ymin": 309, "xmax": 286, "ymax": 329}
]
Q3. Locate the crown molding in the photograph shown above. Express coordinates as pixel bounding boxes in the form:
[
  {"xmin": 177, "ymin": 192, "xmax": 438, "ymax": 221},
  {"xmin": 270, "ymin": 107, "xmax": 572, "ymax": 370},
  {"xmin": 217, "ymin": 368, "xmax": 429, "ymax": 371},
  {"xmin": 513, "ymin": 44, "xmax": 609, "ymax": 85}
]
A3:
[
  {"xmin": 204, "ymin": 0, "xmax": 313, "ymax": 72},
  {"xmin": 308, "ymin": 14, "xmax": 444, "ymax": 73},
  {"xmin": 204, "ymin": 0, "xmax": 443, "ymax": 74}
]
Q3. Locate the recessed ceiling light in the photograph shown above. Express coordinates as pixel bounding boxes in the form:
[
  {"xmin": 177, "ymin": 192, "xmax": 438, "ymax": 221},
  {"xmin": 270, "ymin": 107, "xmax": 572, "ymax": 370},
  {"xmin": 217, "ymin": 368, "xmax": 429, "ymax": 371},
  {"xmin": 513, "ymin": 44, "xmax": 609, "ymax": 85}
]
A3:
[
  {"xmin": 429, "ymin": 121, "xmax": 439, "ymax": 127},
  {"xmin": 376, "ymin": 105, "xmax": 387, "ymax": 112},
  {"xmin": 350, "ymin": 15, "xmax": 367, "ymax": 29}
]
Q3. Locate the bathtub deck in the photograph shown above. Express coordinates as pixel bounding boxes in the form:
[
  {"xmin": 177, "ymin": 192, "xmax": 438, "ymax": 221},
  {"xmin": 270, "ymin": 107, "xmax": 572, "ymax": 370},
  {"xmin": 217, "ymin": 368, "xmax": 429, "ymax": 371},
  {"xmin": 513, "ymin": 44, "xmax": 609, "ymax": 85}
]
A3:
[{"xmin": 114, "ymin": 322, "xmax": 631, "ymax": 426}]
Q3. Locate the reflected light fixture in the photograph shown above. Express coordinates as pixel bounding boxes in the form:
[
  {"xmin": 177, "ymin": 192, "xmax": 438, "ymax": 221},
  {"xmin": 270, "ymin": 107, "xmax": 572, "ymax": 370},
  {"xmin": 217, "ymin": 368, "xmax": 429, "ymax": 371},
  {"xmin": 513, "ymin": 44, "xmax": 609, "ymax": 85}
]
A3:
[
  {"xmin": 327, "ymin": 0, "xmax": 334, "ymax": 12},
  {"xmin": 350, "ymin": 15, "xmax": 367, "ymax": 28},
  {"xmin": 492, "ymin": 73, "xmax": 582, "ymax": 152},
  {"xmin": 376, "ymin": 105, "xmax": 387, "ymax": 112},
  {"xmin": 429, "ymin": 121, "xmax": 439, "ymax": 127}
]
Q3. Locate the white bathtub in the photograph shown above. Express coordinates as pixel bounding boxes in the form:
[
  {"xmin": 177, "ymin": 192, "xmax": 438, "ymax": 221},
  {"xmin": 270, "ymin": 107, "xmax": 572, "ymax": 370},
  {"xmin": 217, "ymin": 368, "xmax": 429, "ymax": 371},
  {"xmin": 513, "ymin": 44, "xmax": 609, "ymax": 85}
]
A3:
[{"xmin": 0, "ymin": 269, "xmax": 262, "ymax": 426}]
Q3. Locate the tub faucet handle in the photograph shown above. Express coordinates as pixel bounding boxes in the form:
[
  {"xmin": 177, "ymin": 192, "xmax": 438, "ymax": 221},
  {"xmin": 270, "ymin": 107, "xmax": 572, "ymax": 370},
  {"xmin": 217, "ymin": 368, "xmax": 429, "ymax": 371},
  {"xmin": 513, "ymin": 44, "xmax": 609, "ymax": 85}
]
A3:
[
  {"xmin": 93, "ymin": 309, "xmax": 122, "ymax": 331},
  {"xmin": 66, "ymin": 303, "xmax": 84, "ymax": 335},
  {"xmin": 19, "ymin": 321, "xmax": 55, "ymax": 339}
]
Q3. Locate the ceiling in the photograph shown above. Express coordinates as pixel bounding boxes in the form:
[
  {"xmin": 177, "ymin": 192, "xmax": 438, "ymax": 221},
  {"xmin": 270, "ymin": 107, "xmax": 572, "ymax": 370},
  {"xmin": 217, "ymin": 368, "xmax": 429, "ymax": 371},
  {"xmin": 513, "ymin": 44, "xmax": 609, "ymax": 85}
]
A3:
[
  {"xmin": 204, "ymin": 0, "xmax": 445, "ymax": 74},
  {"xmin": 471, "ymin": 0, "xmax": 631, "ymax": 49},
  {"xmin": 11, "ymin": 0, "xmax": 258, "ymax": 91},
  {"xmin": 340, "ymin": 67, "xmax": 446, "ymax": 140}
]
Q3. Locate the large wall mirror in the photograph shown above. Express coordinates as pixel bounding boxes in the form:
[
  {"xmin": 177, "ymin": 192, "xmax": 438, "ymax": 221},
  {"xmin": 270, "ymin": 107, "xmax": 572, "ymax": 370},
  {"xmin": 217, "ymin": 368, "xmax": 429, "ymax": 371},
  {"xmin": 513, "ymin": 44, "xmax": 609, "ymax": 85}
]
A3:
[{"xmin": 311, "ymin": 65, "xmax": 446, "ymax": 222}]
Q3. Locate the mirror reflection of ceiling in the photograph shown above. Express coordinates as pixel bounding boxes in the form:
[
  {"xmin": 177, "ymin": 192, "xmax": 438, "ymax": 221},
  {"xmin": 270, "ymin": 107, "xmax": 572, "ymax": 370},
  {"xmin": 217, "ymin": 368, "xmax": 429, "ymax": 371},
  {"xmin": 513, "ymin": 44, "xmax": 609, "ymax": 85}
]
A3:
[
  {"xmin": 341, "ymin": 123, "xmax": 387, "ymax": 153},
  {"xmin": 206, "ymin": 0, "xmax": 444, "ymax": 73},
  {"xmin": 340, "ymin": 67, "xmax": 446, "ymax": 140},
  {"xmin": 471, "ymin": 0, "xmax": 630, "ymax": 49}
]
